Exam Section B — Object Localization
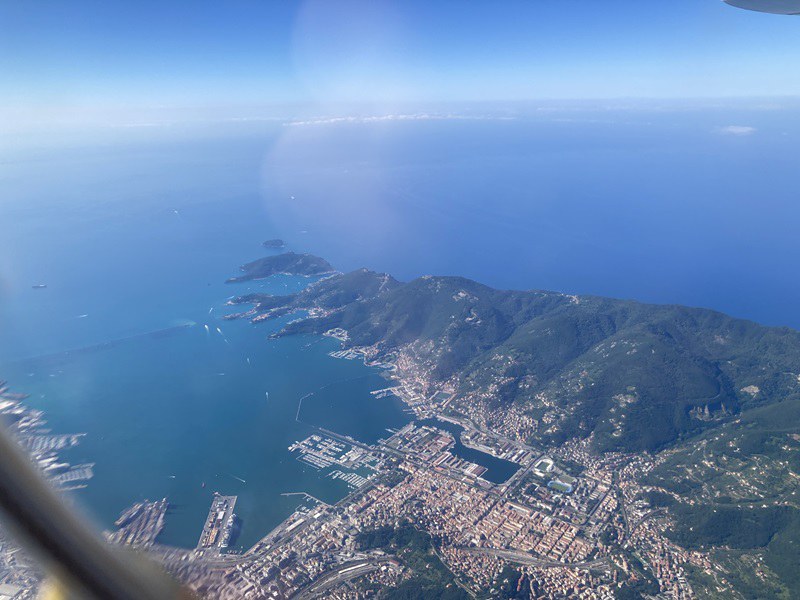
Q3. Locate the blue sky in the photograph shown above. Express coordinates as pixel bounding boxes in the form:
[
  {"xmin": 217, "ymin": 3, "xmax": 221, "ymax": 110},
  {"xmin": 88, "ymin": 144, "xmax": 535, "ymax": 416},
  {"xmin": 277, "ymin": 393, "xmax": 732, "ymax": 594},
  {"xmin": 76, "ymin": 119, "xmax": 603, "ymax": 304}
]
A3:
[{"xmin": 1, "ymin": 0, "xmax": 799, "ymax": 119}]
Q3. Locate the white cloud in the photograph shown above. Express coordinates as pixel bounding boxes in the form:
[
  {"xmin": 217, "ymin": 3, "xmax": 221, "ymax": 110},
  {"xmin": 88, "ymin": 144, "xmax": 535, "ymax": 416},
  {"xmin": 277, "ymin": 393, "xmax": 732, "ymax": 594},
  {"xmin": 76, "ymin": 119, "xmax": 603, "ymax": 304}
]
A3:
[
  {"xmin": 223, "ymin": 116, "xmax": 283, "ymax": 123},
  {"xmin": 717, "ymin": 125, "xmax": 757, "ymax": 136},
  {"xmin": 285, "ymin": 113, "xmax": 515, "ymax": 126}
]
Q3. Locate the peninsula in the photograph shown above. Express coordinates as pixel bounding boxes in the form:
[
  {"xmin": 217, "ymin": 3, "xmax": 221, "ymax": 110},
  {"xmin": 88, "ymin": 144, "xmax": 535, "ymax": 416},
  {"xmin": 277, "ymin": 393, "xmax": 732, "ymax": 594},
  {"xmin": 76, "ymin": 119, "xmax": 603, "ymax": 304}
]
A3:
[
  {"xmin": 225, "ymin": 252, "xmax": 333, "ymax": 283},
  {"xmin": 209, "ymin": 252, "xmax": 800, "ymax": 599}
]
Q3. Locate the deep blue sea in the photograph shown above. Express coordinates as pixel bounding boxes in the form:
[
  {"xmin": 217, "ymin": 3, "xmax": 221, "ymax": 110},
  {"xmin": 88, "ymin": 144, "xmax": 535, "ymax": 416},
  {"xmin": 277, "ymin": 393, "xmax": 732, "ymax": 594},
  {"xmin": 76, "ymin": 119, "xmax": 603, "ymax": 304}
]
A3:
[{"xmin": 1, "ymin": 105, "xmax": 799, "ymax": 547}]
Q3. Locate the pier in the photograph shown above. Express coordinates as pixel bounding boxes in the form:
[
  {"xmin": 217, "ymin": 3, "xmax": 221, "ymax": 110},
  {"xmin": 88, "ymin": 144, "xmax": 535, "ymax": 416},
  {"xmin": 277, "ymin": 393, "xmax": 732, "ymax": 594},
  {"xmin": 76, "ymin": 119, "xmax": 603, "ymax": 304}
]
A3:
[
  {"xmin": 279, "ymin": 491, "xmax": 330, "ymax": 507},
  {"xmin": 197, "ymin": 493, "xmax": 238, "ymax": 552},
  {"xmin": 108, "ymin": 498, "xmax": 168, "ymax": 548}
]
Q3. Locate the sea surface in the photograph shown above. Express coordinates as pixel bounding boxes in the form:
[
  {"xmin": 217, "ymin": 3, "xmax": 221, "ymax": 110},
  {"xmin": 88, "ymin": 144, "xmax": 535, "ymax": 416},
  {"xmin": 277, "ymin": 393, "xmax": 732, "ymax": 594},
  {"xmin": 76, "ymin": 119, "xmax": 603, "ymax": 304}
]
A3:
[
  {"xmin": 0, "ymin": 288, "xmax": 411, "ymax": 550},
  {"xmin": 418, "ymin": 418, "xmax": 519, "ymax": 484},
  {"xmin": 1, "ymin": 106, "xmax": 799, "ymax": 547}
]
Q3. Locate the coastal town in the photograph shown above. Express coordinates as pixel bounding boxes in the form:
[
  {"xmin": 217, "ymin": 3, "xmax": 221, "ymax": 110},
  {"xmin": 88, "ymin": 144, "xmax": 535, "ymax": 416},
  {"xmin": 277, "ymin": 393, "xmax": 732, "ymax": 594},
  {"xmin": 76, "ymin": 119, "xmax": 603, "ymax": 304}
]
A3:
[
  {"xmin": 151, "ymin": 337, "xmax": 709, "ymax": 599},
  {"xmin": 0, "ymin": 327, "xmax": 714, "ymax": 600},
  {"xmin": 0, "ymin": 260, "xmax": 777, "ymax": 600},
  {"xmin": 4, "ymin": 0, "xmax": 800, "ymax": 596}
]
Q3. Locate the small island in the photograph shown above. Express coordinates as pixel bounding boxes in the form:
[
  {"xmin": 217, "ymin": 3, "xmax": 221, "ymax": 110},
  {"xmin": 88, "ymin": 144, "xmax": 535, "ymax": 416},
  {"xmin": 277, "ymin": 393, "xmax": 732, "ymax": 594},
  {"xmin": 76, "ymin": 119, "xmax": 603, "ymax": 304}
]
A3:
[
  {"xmin": 262, "ymin": 239, "xmax": 285, "ymax": 249},
  {"xmin": 226, "ymin": 252, "xmax": 334, "ymax": 283}
]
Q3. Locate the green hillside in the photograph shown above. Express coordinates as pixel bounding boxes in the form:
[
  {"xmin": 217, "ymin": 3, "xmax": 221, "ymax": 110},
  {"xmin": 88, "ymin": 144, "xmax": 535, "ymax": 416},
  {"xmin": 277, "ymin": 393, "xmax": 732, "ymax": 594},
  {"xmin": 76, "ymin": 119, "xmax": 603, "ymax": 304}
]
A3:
[
  {"xmin": 227, "ymin": 258, "xmax": 800, "ymax": 597},
  {"xmin": 235, "ymin": 267, "xmax": 800, "ymax": 453}
]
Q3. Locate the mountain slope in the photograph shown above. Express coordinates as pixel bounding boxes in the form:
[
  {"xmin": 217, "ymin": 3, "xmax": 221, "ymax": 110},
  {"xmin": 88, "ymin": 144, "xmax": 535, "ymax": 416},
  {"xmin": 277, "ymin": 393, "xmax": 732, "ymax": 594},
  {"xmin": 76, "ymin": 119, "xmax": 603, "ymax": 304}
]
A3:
[{"xmin": 229, "ymin": 266, "xmax": 800, "ymax": 453}]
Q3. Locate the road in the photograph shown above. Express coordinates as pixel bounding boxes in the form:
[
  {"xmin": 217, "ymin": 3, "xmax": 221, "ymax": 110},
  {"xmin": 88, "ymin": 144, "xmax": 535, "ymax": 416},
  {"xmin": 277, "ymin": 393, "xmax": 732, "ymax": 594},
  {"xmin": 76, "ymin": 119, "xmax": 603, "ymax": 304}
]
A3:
[
  {"xmin": 627, "ymin": 508, "xmax": 666, "ymax": 539},
  {"xmin": 293, "ymin": 559, "xmax": 389, "ymax": 599},
  {"xmin": 459, "ymin": 547, "xmax": 608, "ymax": 570}
]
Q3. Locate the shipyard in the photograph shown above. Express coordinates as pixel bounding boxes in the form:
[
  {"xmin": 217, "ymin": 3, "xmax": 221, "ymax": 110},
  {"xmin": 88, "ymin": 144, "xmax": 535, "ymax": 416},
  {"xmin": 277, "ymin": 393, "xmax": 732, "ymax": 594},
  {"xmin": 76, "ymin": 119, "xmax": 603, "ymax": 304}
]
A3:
[
  {"xmin": 197, "ymin": 494, "xmax": 238, "ymax": 554},
  {"xmin": 107, "ymin": 498, "xmax": 168, "ymax": 548}
]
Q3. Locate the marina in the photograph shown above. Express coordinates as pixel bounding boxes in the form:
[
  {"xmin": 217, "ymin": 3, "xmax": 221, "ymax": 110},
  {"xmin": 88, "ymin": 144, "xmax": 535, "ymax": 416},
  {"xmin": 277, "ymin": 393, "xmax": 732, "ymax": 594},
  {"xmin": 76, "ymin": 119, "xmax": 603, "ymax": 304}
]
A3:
[
  {"xmin": 1, "ymin": 326, "xmax": 411, "ymax": 550},
  {"xmin": 327, "ymin": 470, "xmax": 369, "ymax": 489},
  {"xmin": 0, "ymin": 381, "xmax": 92, "ymax": 491},
  {"xmin": 369, "ymin": 386, "xmax": 401, "ymax": 399},
  {"xmin": 288, "ymin": 434, "xmax": 381, "ymax": 472}
]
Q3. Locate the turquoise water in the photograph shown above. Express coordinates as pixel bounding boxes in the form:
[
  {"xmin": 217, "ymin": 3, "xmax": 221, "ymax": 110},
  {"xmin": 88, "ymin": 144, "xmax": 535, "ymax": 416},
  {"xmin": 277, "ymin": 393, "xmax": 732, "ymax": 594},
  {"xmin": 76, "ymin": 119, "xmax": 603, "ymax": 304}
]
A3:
[
  {"xmin": 1, "ymin": 309, "xmax": 409, "ymax": 550},
  {"xmin": 3, "ymin": 113, "xmax": 799, "ymax": 548},
  {"xmin": 0, "ymin": 155, "xmax": 412, "ymax": 549},
  {"xmin": 298, "ymin": 375, "xmax": 411, "ymax": 445}
]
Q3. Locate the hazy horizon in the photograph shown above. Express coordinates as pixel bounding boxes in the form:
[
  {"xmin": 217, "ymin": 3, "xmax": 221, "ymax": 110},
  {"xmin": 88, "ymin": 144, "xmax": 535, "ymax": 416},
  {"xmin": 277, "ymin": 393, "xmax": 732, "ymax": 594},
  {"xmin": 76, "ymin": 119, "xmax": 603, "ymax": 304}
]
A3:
[{"xmin": 4, "ymin": 0, "xmax": 800, "ymax": 132}]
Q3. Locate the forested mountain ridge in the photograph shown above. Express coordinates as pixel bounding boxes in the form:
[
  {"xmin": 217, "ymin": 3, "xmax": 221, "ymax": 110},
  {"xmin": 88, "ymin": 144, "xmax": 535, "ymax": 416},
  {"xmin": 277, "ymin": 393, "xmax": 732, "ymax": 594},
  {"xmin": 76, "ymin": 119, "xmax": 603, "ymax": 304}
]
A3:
[
  {"xmin": 226, "ymin": 254, "xmax": 800, "ymax": 597},
  {"xmin": 230, "ymin": 263, "xmax": 800, "ymax": 454}
]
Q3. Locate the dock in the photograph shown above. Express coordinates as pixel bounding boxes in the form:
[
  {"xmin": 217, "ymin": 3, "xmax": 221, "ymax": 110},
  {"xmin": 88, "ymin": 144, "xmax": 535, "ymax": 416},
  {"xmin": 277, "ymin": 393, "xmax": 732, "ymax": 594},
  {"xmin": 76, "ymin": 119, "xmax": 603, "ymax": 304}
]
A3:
[
  {"xmin": 108, "ymin": 498, "xmax": 168, "ymax": 548},
  {"xmin": 197, "ymin": 493, "xmax": 238, "ymax": 552}
]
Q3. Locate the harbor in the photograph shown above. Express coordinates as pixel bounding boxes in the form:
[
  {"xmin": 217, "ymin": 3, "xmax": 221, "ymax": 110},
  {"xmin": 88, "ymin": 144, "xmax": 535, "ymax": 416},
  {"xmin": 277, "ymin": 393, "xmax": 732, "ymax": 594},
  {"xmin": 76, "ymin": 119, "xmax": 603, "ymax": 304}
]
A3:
[
  {"xmin": 0, "ymin": 328, "xmax": 413, "ymax": 551},
  {"xmin": 288, "ymin": 434, "xmax": 381, "ymax": 472},
  {"xmin": 196, "ymin": 494, "xmax": 238, "ymax": 553},
  {"xmin": 0, "ymin": 381, "xmax": 92, "ymax": 492},
  {"xmin": 108, "ymin": 498, "xmax": 168, "ymax": 548}
]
